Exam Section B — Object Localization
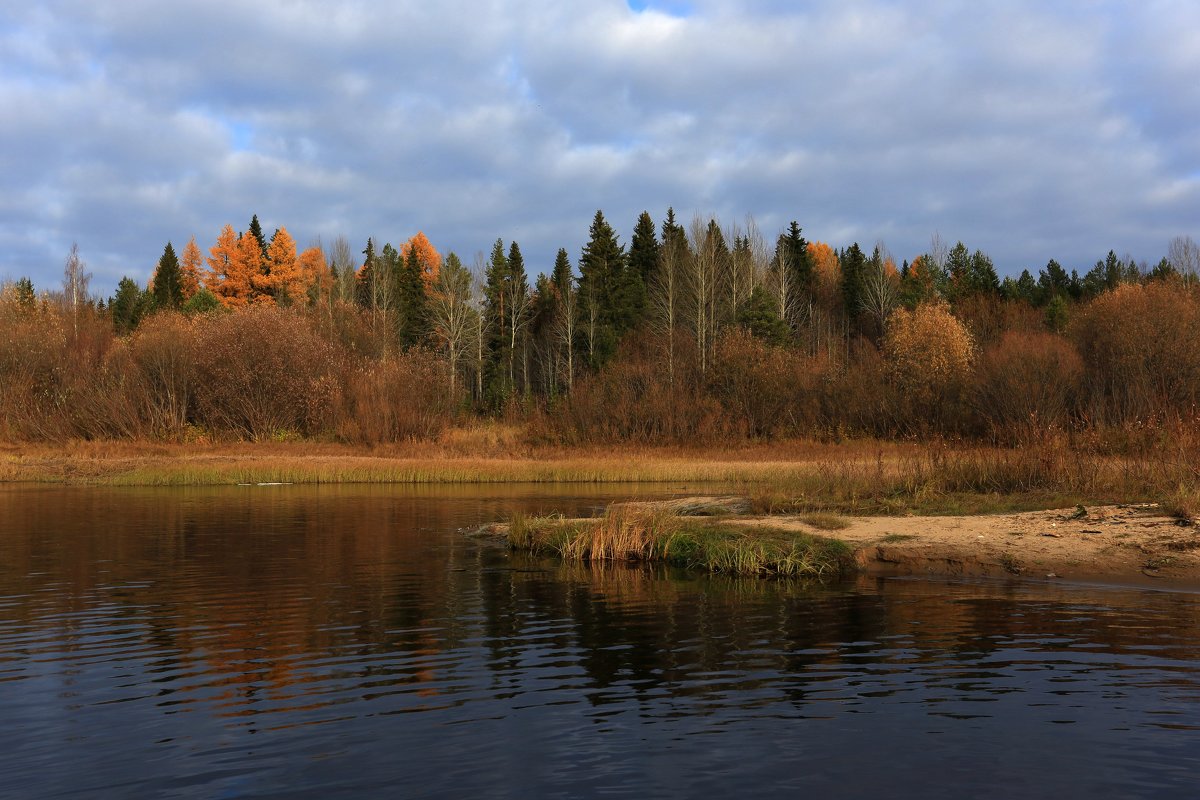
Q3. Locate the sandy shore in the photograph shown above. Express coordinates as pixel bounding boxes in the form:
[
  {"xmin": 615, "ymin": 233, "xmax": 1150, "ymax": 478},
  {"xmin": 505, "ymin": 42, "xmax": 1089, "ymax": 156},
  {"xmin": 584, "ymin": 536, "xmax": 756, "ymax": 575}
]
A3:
[{"xmin": 751, "ymin": 504, "xmax": 1200, "ymax": 588}]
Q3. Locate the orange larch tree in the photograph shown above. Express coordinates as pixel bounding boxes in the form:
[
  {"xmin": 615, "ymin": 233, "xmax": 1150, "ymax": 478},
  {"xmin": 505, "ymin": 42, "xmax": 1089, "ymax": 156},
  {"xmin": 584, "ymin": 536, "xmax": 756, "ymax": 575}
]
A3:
[
  {"xmin": 238, "ymin": 230, "xmax": 271, "ymax": 306},
  {"xmin": 298, "ymin": 245, "xmax": 331, "ymax": 309},
  {"xmin": 400, "ymin": 231, "xmax": 443, "ymax": 289},
  {"xmin": 265, "ymin": 227, "xmax": 303, "ymax": 305},
  {"xmin": 206, "ymin": 224, "xmax": 249, "ymax": 307},
  {"xmin": 180, "ymin": 236, "xmax": 203, "ymax": 300}
]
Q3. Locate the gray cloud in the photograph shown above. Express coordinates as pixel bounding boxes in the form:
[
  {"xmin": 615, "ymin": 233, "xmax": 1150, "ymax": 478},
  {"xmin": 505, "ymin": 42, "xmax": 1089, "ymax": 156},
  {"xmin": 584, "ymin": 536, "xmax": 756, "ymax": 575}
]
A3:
[{"xmin": 2, "ymin": 0, "xmax": 1198, "ymax": 294}]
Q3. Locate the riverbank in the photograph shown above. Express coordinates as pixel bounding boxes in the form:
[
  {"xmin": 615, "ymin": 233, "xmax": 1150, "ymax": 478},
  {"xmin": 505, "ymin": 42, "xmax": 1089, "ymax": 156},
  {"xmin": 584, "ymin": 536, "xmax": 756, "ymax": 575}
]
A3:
[
  {"xmin": 487, "ymin": 497, "xmax": 1200, "ymax": 588},
  {"xmin": 0, "ymin": 439, "xmax": 908, "ymax": 486},
  {"xmin": 3, "ymin": 439, "xmax": 1192, "ymax": 520}
]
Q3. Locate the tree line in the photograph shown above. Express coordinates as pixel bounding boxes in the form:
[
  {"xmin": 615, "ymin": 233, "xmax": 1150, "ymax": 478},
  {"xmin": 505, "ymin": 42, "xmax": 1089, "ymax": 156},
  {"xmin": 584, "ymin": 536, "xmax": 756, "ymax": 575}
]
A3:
[{"xmin": 2, "ymin": 210, "xmax": 1199, "ymax": 445}]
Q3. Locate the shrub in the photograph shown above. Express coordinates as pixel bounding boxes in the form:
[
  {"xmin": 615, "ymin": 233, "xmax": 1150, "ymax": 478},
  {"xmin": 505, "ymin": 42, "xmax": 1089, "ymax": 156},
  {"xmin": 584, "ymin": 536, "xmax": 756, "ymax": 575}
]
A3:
[
  {"xmin": 553, "ymin": 333, "xmax": 722, "ymax": 444},
  {"xmin": 882, "ymin": 301, "xmax": 975, "ymax": 433},
  {"xmin": 339, "ymin": 350, "xmax": 452, "ymax": 444},
  {"xmin": 707, "ymin": 328, "xmax": 823, "ymax": 438},
  {"xmin": 191, "ymin": 306, "xmax": 341, "ymax": 439},
  {"xmin": 973, "ymin": 330, "xmax": 1082, "ymax": 440},
  {"xmin": 126, "ymin": 312, "xmax": 199, "ymax": 437},
  {"xmin": 1071, "ymin": 281, "xmax": 1200, "ymax": 423}
]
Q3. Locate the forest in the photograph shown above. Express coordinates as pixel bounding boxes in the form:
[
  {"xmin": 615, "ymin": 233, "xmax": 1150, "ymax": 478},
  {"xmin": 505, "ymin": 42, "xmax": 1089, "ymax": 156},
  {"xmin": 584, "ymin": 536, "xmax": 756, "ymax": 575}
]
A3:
[{"xmin": 2, "ymin": 209, "xmax": 1200, "ymax": 456}]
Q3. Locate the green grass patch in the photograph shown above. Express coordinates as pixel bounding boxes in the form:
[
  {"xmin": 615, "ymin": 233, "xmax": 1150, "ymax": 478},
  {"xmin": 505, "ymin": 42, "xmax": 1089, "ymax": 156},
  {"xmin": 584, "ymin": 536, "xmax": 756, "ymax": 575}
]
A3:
[{"xmin": 508, "ymin": 505, "xmax": 853, "ymax": 580}]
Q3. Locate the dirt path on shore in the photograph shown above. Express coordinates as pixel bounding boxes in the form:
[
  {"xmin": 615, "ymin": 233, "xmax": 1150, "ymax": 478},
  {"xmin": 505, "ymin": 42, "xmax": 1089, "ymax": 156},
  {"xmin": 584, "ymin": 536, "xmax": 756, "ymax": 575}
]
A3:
[{"xmin": 757, "ymin": 504, "xmax": 1200, "ymax": 587}]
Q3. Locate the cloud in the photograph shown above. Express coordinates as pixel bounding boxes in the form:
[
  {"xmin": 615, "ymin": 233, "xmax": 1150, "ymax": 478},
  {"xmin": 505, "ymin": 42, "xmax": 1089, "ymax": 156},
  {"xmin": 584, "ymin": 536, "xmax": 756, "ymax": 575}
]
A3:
[{"xmin": 2, "ymin": 0, "xmax": 1199, "ymax": 294}]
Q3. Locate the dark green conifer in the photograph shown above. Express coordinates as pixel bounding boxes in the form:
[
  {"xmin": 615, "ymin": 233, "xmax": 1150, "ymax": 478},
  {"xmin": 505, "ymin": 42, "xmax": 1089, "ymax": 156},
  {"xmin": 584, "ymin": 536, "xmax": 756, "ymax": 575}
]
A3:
[
  {"xmin": 397, "ymin": 245, "xmax": 428, "ymax": 347},
  {"xmin": 247, "ymin": 214, "xmax": 268, "ymax": 261},
  {"xmin": 14, "ymin": 276, "xmax": 35, "ymax": 309},
  {"xmin": 151, "ymin": 241, "xmax": 184, "ymax": 310}
]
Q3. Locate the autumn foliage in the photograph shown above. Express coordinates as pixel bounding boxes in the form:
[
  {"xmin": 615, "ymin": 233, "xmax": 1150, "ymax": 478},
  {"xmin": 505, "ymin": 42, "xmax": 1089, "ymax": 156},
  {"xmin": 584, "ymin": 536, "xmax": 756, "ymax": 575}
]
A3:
[{"xmin": 6, "ymin": 213, "xmax": 1200, "ymax": 454}]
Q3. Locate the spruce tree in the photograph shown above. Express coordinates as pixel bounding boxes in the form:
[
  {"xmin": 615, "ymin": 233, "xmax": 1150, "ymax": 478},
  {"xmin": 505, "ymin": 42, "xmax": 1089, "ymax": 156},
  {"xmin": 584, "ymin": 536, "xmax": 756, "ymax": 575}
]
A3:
[
  {"xmin": 15, "ymin": 276, "xmax": 35, "ymax": 309},
  {"xmin": 151, "ymin": 241, "xmax": 184, "ymax": 310},
  {"xmin": 397, "ymin": 245, "xmax": 428, "ymax": 347},
  {"xmin": 840, "ymin": 243, "xmax": 867, "ymax": 331},
  {"xmin": 111, "ymin": 277, "xmax": 150, "ymax": 334},
  {"xmin": 507, "ymin": 241, "xmax": 532, "ymax": 391},
  {"xmin": 578, "ymin": 210, "xmax": 627, "ymax": 366},
  {"xmin": 629, "ymin": 211, "xmax": 660, "ymax": 283},
  {"xmin": 781, "ymin": 221, "xmax": 812, "ymax": 300},
  {"xmin": 482, "ymin": 238, "xmax": 511, "ymax": 404},
  {"xmin": 357, "ymin": 237, "xmax": 378, "ymax": 308},
  {"xmin": 247, "ymin": 214, "xmax": 268, "ymax": 261}
]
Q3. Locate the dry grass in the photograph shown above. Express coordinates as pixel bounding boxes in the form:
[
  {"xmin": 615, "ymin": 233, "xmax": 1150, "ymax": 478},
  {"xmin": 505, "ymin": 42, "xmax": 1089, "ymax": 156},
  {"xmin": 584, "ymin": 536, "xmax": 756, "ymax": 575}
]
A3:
[
  {"xmin": 3, "ymin": 430, "xmax": 1199, "ymax": 526},
  {"xmin": 798, "ymin": 512, "xmax": 851, "ymax": 530}
]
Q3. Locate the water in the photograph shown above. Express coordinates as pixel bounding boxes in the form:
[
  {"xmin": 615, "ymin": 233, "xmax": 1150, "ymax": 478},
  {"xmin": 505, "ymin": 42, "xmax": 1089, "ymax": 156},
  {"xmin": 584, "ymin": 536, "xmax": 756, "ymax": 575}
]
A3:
[{"xmin": 1, "ymin": 485, "xmax": 1198, "ymax": 798}]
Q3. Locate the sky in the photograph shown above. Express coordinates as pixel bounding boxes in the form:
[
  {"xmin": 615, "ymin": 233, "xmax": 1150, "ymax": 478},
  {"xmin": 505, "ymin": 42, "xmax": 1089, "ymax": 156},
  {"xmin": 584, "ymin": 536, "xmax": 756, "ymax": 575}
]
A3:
[{"xmin": 3, "ymin": 0, "xmax": 1199, "ymax": 295}]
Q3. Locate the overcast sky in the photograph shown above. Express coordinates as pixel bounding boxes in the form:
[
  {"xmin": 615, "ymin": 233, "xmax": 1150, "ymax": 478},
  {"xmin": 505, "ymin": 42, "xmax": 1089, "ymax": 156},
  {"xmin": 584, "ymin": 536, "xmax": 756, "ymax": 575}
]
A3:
[{"xmin": 3, "ymin": 0, "xmax": 1199, "ymax": 294}]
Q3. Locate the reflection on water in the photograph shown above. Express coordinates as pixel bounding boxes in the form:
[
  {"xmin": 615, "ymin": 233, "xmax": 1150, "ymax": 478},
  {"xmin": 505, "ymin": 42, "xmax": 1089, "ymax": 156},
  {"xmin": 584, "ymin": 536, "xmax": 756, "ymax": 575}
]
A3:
[{"xmin": 1, "ymin": 485, "xmax": 1198, "ymax": 798}]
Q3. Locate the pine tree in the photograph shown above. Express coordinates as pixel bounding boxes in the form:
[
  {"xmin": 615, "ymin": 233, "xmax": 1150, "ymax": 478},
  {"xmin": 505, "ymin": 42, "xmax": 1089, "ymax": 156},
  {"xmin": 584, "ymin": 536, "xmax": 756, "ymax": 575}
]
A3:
[
  {"xmin": 152, "ymin": 241, "xmax": 184, "ymax": 309},
  {"xmin": 968, "ymin": 249, "xmax": 1000, "ymax": 296},
  {"xmin": 1038, "ymin": 259, "xmax": 1071, "ymax": 304}
]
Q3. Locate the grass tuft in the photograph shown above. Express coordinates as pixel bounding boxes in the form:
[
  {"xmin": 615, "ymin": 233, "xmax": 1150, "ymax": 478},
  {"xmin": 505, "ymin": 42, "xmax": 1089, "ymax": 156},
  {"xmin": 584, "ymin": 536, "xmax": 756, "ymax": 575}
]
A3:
[
  {"xmin": 798, "ymin": 512, "xmax": 851, "ymax": 530},
  {"xmin": 507, "ymin": 505, "xmax": 853, "ymax": 579}
]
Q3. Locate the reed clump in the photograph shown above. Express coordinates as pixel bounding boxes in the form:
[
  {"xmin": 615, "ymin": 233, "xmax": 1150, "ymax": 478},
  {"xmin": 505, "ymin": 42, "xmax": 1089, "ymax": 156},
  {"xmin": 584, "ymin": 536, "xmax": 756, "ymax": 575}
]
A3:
[{"xmin": 508, "ymin": 505, "xmax": 853, "ymax": 579}]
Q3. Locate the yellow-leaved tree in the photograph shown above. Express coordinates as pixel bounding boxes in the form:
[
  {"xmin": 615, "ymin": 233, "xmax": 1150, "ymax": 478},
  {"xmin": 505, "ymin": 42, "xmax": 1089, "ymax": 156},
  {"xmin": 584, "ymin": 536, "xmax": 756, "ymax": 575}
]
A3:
[{"xmin": 882, "ymin": 300, "xmax": 975, "ymax": 430}]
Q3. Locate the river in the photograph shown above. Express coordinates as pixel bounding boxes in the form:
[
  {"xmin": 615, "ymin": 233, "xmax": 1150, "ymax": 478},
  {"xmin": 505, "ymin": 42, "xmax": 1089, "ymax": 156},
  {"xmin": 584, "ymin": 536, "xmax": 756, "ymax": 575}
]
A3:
[{"xmin": 1, "ymin": 485, "xmax": 1198, "ymax": 798}]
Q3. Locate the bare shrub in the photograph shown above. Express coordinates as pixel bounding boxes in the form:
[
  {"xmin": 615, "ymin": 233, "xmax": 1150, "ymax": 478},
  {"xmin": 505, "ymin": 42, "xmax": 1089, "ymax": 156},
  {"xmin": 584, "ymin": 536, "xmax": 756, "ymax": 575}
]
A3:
[
  {"xmin": 192, "ymin": 306, "xmax": 342, "ymax": 439},
  {"xmin": 0, "ymin": 300, "xmax": 124, "ymax": 440},
  {"xmin": 1071, "ymin": 281, "xmax": 1200, "ymax": 423},
  {"xmin": 339, "ymin": 350, "xmax": 452, "ymax": 444},
  {"xmin": 707, "ymin": 328, "xmax": 823, "ymax": 438},
  {"xmin": 553, "ymin": 333, "xmax": 722, "ymax": 444},
  {"xmin": 820, "ymin": 337, "xmax": 889, "ymax": 437},
  {"xmin": 973, "ymin": 331, "xmax": 1082, "ymax": 440},
  {"xmin": 126, "ymin": 312, "xmax": 198, "ymax": 437}
]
